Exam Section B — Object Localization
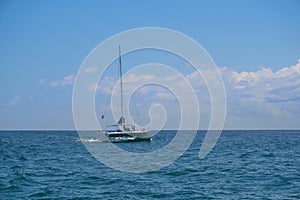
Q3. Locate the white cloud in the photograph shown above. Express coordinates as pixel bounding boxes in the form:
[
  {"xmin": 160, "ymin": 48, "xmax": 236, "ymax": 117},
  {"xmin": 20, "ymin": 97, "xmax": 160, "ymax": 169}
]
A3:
[
  {"xmin": 152, "ymin": 92, "xmax": 175, "ymax": 100},
  {"xmin": 95, "ymin": 59, "xmax": 300, "ymax": 127},
  {"xmin": 94, "ymin": 76, "xmax": 116, "ymax": 93},
  {"xmin": 50, "ymin": 74, "xmax": 75, "ymax": 87},
  {"xmin": 39, "ymin": 78, "xmax": 47, "ymax": 85},
  {"xmin": 225, "ymin": 59, "xmax": 300, "ymax": 101},
  {"xmin": 85, "ymin": 67, "xmax": 98, "ymax": 73},
  {"xmin": 5, "ymin": 96, "xmax": 35, "ymax": 106},
  {"xmin": 97, "ymin": 60, "xmax": 300, "ymax": 104},
  {"xmin": 222, "ymin": 59, "xmax": 300, "ymax": 120},
  {"xmin": 9, "ymin": 96, "xmax": 23, "ymax": 105}
]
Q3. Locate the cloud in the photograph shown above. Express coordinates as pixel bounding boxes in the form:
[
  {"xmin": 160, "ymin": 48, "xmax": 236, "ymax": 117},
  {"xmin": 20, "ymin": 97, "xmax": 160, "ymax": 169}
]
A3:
[
  {"xmin": 85, "ymin": 67, "xmax": 98, "ymax": 73},
  {"xmin": 50, "ymin": 74, "xmax": 75, "ymax": 87},
  {"xmin": 94, "ymin": 59, "xmax": 300, "ymax": 124},
  {"xmin": 39, "ymin": 78, "xmax": 47, "ymax": 85},
  {"xmin": 221, "ymin": 59, "xmax": 300, "ymax": 119},
  {"xmin": 90, "ymin": 76, "xmax": 116, "ymax": 93},
  {"xmin": 152, "ymin": 92, "xmax": 175, "ymax": 100},
  {"xmin": 5, "ymin": 96, "xmax": 35, "ymax": 106},
  {"xmin": 224, "ymin": 59, "xmax": 300, "ymax": 101},
  {"xmin": 9, "ymin": 96, "xmax": 23, "ymax": 105}
]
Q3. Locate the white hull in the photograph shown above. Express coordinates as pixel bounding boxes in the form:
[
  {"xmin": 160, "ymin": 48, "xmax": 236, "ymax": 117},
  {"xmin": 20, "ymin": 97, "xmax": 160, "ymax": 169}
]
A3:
[{"xmin": 105, "ymin": 130, "xmax": 150, "ymax": 138}]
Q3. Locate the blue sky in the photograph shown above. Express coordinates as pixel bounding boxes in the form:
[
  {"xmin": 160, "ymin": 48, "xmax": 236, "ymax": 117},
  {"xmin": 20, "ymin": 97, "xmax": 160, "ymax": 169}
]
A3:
[{"xmin": 1, "ymin": 0, "xmax": 300, "ymax": 129}]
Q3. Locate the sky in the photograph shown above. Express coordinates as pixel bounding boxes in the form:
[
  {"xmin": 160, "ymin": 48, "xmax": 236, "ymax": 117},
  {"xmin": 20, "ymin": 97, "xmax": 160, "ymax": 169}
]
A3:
[{"xmin": 0, "ymin": 0, "xmax": 300, "ymax": 130}]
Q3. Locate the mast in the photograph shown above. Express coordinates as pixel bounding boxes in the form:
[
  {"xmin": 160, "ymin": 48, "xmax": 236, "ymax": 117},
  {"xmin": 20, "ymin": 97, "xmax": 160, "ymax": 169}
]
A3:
[{"xmin": 119, "ymin": 45, "xmax": 124, "ymax": 124}]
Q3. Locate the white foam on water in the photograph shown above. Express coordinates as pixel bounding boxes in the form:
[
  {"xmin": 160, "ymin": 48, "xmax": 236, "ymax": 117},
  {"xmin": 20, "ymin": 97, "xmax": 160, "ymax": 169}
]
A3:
[{"xmin": 79, "ymin": 138, "xmax": 110, "ymax": 143}]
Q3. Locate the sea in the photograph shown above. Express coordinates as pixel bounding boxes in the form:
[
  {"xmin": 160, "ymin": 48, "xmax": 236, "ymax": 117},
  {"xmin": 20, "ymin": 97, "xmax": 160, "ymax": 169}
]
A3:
[{"xmin": 0, "ymin": 130, "xmax": 299, "ymax": 199}]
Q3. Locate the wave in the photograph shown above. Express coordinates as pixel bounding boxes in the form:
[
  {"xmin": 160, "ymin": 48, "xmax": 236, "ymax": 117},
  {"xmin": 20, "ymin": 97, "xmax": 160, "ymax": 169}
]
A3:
[{"xmin": 78, "ymin": 138, "xmax": 110, "ymax": 143}]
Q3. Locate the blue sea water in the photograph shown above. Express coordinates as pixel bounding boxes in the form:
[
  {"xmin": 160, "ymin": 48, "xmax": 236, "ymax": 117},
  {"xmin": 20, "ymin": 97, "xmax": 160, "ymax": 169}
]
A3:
[{"xmin": 0, "ymin": 130, "xmax": 299, "ymax": 199}]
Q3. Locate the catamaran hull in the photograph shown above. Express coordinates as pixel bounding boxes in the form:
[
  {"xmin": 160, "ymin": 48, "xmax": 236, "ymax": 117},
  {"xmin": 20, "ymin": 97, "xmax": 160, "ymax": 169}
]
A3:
[
  {"xmin": 105, "ymin": 131, "xmax": 150, "ymax": 139},
  {"xmin": 110, "ymin": 137, "xmax": 151, "ymax": 143},
  {"xmin": 101, "ymin": 131, "xmax": 151, "ymax": 143}
]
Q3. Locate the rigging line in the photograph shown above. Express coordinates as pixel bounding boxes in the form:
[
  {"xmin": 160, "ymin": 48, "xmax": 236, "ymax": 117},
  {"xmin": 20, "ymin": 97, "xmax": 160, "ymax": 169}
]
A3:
[
  {"xmin": 119, "ymin": 45, "xmax": 124, "ymax": 120},
  {"xmin": 101, "ymin": 82, "xmax": 115, "ymax": 120},
  {"xmin": 102, "ymin": 95, "xmax": 110, "ymax": 119},
  {"xmin": 131, "ymin": 94, "xmax": 139, "ymax": 117}
]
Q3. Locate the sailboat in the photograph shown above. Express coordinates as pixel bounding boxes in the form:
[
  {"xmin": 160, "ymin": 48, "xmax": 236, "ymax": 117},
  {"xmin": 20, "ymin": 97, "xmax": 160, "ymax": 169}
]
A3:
[{"xmin": 101, "ymin": 46, "xmax": 151, "ymax": 142}]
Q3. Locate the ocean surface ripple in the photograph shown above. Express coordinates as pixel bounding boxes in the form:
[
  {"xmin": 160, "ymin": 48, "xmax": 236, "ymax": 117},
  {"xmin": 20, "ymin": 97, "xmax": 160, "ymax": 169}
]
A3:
[{"xmin": 0, "ymin": 130, "xmax": 299, "ymax": 199}]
